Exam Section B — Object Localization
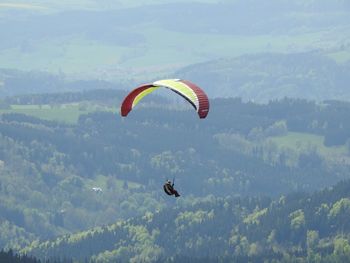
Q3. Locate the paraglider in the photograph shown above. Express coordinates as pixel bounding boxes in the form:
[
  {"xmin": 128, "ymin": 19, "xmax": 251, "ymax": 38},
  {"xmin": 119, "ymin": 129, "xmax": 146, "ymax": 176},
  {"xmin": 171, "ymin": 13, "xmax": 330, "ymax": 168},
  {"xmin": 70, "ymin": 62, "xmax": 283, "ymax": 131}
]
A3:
[
  {"xmin": 120, "ymin": 79, "xmax": 209, "ymax": 119},
  {"xmin": 163, "ymin": 179, "xmax": 180, "ymax": 198},
  {"xmin": 120, "ymin": 79, "xmax": 209, "ymax": 197}
]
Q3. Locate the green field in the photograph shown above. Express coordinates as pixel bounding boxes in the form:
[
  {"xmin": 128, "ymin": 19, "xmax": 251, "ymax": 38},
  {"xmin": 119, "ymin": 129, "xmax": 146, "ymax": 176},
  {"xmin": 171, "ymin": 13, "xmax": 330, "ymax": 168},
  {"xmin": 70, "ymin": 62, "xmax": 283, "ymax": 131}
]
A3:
[
  {"xmin": 0, "ymin": 104, "xmax": 114, "ymax": 123},
  {"xmin": 0, "ymin": 25, "xmax": 335, "ymax": 81},
  {"xmin": 1, "ymin": 1, "xmax": 349, "ymax": 81},
  {"xmin": 269, "ymin": 132, "xmax": 348, "ymax": 157},
  {"xmin": 327, "ymin": 49, "xmax": 350, "ymax": 63}
]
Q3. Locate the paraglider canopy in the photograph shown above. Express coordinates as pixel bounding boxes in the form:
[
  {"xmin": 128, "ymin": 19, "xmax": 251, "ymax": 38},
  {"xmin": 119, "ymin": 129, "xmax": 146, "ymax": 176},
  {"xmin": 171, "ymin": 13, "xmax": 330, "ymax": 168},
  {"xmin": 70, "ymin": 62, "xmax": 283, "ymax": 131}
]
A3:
[{"xmin": 120, "ymin": 79, "xmax": 209, "ymax": 119}]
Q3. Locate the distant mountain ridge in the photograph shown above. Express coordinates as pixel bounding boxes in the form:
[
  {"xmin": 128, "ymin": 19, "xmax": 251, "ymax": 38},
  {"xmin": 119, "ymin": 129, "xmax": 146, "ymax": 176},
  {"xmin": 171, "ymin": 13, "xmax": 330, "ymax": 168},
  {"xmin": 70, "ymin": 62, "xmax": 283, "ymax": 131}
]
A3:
[
  {"xmin": 2, "ymin": 52, "xmax": 350, "ymax": 101},
  {"xmin": 0, "ymin": 69, "xmax": 127, "ymax": 97}
]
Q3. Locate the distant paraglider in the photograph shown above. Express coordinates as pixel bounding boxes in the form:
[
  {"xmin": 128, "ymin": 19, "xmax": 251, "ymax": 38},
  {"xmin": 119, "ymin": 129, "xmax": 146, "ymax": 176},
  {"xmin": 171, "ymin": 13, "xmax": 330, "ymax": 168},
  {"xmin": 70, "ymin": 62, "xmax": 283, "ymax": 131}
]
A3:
[{"xmin": 120, "ymin": 79, "xmax": 209, "ymax": 119}]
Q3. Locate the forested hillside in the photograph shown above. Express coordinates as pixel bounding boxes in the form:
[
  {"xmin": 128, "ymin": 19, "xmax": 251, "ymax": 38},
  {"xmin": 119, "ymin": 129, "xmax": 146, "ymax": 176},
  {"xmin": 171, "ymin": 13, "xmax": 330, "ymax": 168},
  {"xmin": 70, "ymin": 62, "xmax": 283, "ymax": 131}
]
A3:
[
  {"xmin": 177, "ymin": 52, "xmax": 350, "ymax": 101},
  {"xmin": 2, "ymin": 1, "xmax": 350, "ymax": 262},
  {"xmin": 0, "ymin": 91, "xmax": 350, "ymax": 251},
  {"xmin": 23, "ymin": 179, "xmax": 350, "ymax": 262}
]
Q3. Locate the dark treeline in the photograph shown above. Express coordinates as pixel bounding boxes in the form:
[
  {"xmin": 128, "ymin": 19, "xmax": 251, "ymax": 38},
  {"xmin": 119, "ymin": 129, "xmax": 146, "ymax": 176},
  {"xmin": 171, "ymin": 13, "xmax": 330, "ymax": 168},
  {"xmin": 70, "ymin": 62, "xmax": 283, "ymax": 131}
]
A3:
[{"xmin": 0, "ymin": 249, "xmax": 68, "ymax": 263}]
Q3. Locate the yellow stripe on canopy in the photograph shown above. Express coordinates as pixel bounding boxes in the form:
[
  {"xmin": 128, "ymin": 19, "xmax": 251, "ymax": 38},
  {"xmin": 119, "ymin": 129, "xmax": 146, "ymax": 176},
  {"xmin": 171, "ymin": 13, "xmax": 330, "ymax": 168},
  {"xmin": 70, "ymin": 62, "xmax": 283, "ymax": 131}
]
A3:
[
  {"xmin": 154, "ymin": 79, "xmax": 198, "ymax": 109},
  {"xmin": 132, "ymin": 86, "xmax": 160, "ymax": 107}
]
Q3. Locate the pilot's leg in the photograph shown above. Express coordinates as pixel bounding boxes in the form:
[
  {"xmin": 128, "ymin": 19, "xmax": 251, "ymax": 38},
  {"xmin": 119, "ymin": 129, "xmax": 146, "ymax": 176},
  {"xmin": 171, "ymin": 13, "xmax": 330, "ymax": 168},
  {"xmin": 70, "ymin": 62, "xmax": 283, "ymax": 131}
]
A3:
[{"xmin": 173, "ymin": 190, "xmax": 180, "ymax": 197}]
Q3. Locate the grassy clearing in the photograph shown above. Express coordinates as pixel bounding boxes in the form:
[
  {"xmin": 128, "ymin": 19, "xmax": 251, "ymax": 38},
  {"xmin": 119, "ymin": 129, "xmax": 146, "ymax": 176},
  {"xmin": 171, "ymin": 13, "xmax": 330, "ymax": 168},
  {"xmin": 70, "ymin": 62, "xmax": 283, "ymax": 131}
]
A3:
[
  {"xmin": 327, "ymin": 49, "xmax": 350, "ymax": 63},
  {"xmin": 0, "ymin": 104, "xmax": 109, "ymax": 123},
  {"xmin": 87, "ymin": 174, "xmax": 141, "ymax": 192},
  {"xmin": 108, "ymin": 26, "xmax": 325, "ymax": 69},
  {"xmin": 0, "ymin": 37, "xmax": 128, "ymax": 77},
  {"xmin": 268, "ymin": 132, "xmax": 348, "ymax": 157}
]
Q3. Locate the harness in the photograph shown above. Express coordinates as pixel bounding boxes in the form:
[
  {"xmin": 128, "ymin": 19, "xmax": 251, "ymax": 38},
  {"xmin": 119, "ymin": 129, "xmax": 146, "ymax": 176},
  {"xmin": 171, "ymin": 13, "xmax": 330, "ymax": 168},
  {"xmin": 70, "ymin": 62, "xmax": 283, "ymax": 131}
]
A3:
[{"xmin": 163, "ymin": 183, "xmax": 174, "ymax": 195}]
